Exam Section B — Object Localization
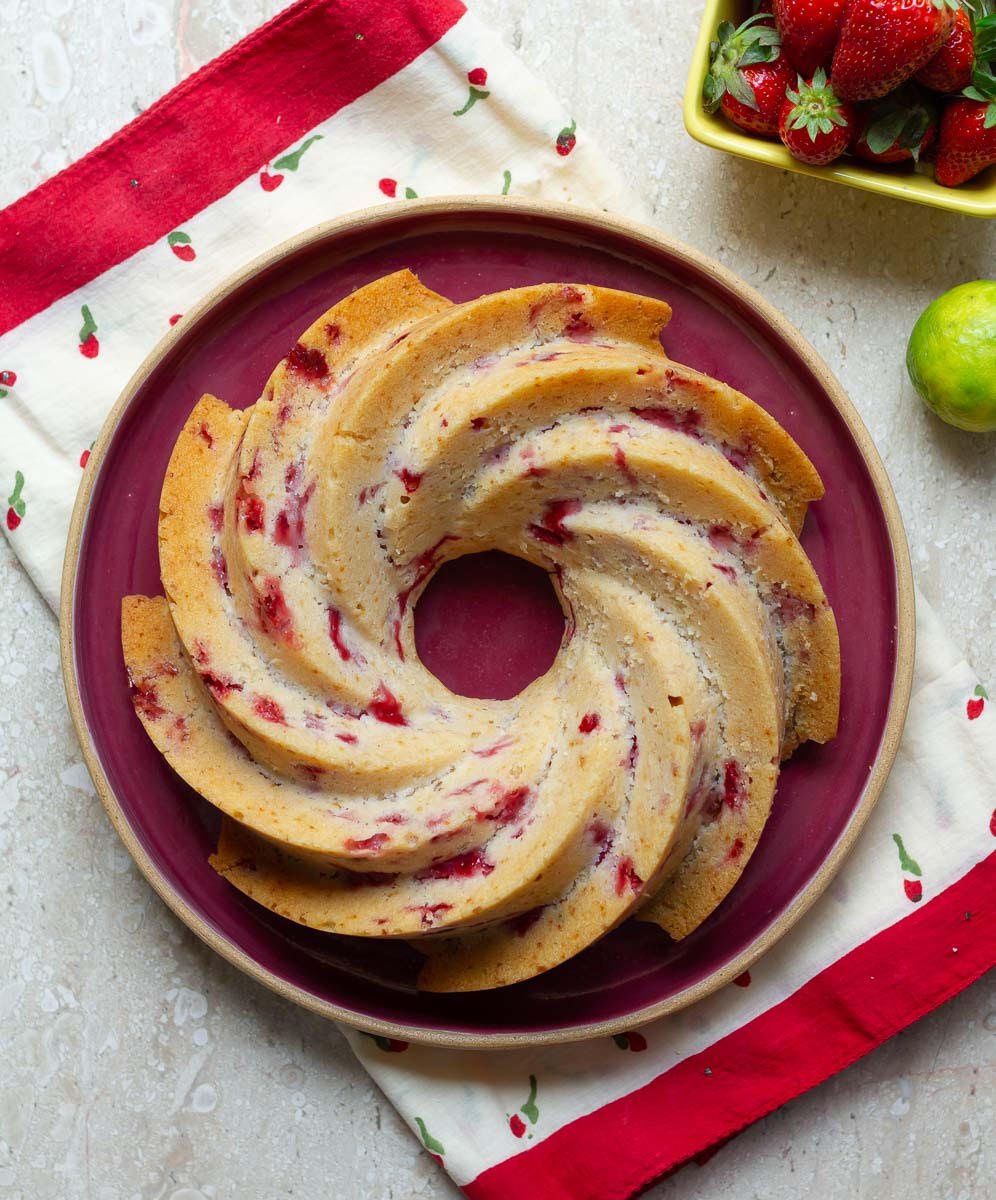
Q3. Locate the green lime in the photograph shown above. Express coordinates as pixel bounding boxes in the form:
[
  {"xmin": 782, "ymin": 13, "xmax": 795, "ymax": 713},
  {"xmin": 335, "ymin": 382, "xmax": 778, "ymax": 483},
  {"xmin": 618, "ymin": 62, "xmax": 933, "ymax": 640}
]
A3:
[{"xmin": 906, "ymin": 281, "xmax": 996, "ymax": 434}]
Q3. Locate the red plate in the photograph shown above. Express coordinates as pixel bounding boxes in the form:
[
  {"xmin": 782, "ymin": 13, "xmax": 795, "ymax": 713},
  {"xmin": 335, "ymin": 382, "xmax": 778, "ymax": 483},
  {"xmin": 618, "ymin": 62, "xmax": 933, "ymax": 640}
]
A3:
[{"xmin": 62, "ymin": 199, "xmax": 914, "ymax": 1047}]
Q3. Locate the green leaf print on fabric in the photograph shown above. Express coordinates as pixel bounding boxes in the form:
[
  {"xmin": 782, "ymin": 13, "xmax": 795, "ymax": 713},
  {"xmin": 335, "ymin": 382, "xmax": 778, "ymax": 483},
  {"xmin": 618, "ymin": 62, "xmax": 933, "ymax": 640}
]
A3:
[
  {"xmin": 6, "ymin": 470, "xmax": 26, "ymax": 531},
  {"xmin": 520, "ymin": 1074, "xmax": 539, "ymax": 1125},
  {"xmin": 893, "ymin": 833, "xmax": 924, "ymax": 902},
  {"xmin": 967, "ymin": 684, "xmax": 988, "ymax": 720},
  {"xmin": 453, "ymin": 85, "xmax": 490, "ymax": 116},
  {"xmin": 414, "ymin": 1116, "xmax": 445, "ymax": 1156},
  {"xmin": 359, "ymin": 1031, "xmax": 408, "ymax": 1052},
  {"xmin": 273, "ymin": 135, "xmax": 324, "ymax": 172},
  {"xmin": 167, "ymin": 230, "xmax": 196, "ymax": 261},
  {"xmin": 79, "ymin": 305, "xmax": 99, "ymax": 359},
  {"xmin": 892, "ymin": 833, "xmax": 922, "ymax": 877},
  {"xmin": 612, "ymin": 1031, "xmax": 648, "ymax": 1051},
  {"xmin": 507, "ymin": 1075, "xmax": 540, "ymax": 1139},
  {"xmin": 556, "ymin": 118, "xmax": 577, "ymax": 156}
]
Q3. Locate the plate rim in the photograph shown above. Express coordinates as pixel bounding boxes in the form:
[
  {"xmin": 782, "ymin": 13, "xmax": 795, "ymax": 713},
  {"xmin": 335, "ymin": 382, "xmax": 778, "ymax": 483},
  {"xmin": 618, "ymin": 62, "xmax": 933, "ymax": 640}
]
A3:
[{"xmin": 60, "ymin": 195, "xmax": 916, "ymax": 1049}]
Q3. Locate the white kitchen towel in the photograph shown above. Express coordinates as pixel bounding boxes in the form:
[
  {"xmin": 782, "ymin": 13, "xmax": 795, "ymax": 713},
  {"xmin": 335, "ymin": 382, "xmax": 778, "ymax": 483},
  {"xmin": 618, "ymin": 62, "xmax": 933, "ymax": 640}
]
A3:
[
  {"xmin": 0, "ymin": 0, "xmax": 635, "ymax": 608},
  {"xmin": 1, "ymin": 4, "xmax": 992, "ymax": 1199}
]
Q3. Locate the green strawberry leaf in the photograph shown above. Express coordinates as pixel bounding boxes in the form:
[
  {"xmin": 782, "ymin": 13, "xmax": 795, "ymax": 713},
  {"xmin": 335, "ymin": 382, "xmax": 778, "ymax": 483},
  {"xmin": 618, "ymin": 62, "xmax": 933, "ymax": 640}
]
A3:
[
  {"xmin": 501, "ymin": 169, "xmax": 511, "ymax": 195},
  {"xmin": 703, "ymin": 72, "xmax": 724, "ymax": 111},
  {"xmin": 705, "ymin": 12, "xmax": 781, "ymax": 112},
  {"xmin": 740, "ymin": 42, "xmax": 780, "ymax": 67},
  {"xmin": 976, "ymin": 684, "xmax": 990, "ymax": 698},
  {"xmin": 966, "ymin": 63, "xmax": 996, "ymax": 98},
  {"xmin": 272, "ymin": 135, "xmax": 323, "ymax": 172},
  {"xmin": 859, "ymin": 88, "xmax": 937, "ymax": 160},
  {"xmin": 974, "ymin": 15, "xmax": 996, "ymax": 60},
  {"xmin": 865, "ymin": 109, "xmax": 910, "ymax": 154},
  {"xmin": 167, "ymin": 230, "xmax": 192, "ymax": 247},
  {"xmin": 403, "ymin": 186, "xmax": 418, "ymax": 199},
  {"xmin": 726, "ymin": 67, "xmax": 760, "ymax": 109},
  {"xmin": 613, "ymin": 1033, "xmax": 629, "ymax": 1049}
]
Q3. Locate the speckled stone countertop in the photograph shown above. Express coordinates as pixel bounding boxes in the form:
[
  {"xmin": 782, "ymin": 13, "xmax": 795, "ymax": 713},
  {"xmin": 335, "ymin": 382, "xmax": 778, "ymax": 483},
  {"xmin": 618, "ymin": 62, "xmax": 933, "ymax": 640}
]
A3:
[{"xmin": 0, "ymin": 2, "xmax": 993, "ymax": 1198}]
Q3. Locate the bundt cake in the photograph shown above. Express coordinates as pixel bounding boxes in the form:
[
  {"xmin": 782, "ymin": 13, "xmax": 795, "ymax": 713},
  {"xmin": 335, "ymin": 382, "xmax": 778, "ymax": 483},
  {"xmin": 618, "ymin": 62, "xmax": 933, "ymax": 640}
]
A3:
[{"xmin": 121, "ymin": 270, "xmax": 840, "ymax": 991}]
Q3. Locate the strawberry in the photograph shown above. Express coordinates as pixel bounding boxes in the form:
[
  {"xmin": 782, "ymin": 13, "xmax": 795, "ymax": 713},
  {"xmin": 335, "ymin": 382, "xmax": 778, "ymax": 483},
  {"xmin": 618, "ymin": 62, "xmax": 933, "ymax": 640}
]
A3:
[
  {"xmin": 831, "ymin": 0, "xmax": 960, "ymax": 102},
  {"xmin": 773, "ymin": 0, "xmax": 848, "ymax": 76},
  {"xmin": 917, "ymin": 8, "xmax": 976, "ymax": 92},
  {"xmin": 852, "ymin": 88, "xmax": 938, "ymax": 161},
  {"xmin": 935, "ymin": 94, "xmax": 996, "ymax": 184},
  {"xmin": 778, "ymin": 68, "xmax": 856, "ymax": 163},
  {"xmin": 725, "ymin": 57, "xmax": 798, "ymax": 135},
  {"xmin": 704, "ymin": 12, "xmax": 786, "ymax": 134}
]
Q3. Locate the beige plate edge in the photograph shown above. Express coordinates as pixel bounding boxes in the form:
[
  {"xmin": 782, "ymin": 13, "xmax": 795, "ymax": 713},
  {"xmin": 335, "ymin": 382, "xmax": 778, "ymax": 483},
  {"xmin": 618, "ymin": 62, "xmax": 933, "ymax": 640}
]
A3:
[{"xmin": 59, "ymin": 195, "xmax": 916, "ymax": 1049}]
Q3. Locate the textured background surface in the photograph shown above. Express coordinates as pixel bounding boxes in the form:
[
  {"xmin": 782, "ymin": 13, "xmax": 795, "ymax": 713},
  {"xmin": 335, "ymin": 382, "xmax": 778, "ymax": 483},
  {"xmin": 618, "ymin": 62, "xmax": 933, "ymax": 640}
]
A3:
[{"xmin": 0, "ymin": 2, "xmax": 993, "ymax": 1198}]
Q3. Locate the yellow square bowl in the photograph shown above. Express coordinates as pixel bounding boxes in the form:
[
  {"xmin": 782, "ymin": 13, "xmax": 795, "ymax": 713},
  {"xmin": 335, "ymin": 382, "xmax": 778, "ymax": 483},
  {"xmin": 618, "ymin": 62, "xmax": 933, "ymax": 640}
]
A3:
[{"xmin": 684, "ymin": 0, "xmax": 996, "ymax": 218}]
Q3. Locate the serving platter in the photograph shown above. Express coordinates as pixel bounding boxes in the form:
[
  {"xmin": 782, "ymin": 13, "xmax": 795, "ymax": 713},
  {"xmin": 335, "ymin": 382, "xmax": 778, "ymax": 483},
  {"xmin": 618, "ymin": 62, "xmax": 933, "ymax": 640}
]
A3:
[{"xmin": 61, "ymin": 197, "xmax": 914, "ymax": 1047}]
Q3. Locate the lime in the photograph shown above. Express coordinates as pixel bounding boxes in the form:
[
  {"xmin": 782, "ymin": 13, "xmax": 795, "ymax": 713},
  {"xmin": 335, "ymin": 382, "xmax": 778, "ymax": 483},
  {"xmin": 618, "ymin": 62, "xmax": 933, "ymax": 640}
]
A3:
[{"xmin": 906, "ymin": 281, "xmax": 996, "ymax": 434}]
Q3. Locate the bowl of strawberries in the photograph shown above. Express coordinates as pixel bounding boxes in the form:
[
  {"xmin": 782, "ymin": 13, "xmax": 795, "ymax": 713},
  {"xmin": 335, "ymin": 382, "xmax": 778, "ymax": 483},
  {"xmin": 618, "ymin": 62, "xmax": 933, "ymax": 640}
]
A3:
[{"xmin": 686, "ymin": 0, "xmax": 996, "ymax": 217}]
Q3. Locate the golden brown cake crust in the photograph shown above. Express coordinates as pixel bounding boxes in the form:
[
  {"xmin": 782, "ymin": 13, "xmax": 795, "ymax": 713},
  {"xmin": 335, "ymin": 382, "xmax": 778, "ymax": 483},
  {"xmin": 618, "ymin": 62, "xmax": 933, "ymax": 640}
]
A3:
[{"xmin": 122, "ymin": 271, "xmax": 841, "ymax": 991}]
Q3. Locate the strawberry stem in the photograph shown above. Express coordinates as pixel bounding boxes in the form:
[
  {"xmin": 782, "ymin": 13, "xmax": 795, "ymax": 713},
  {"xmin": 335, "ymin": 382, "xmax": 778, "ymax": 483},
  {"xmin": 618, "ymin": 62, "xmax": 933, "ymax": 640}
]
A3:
[
  {"xmin": 784, "ymin": 69, "xmax": 848, "ymax": 141},
  {"xmin": 501, "ymin": 168, "xmax": 512, "ymax": 195}
]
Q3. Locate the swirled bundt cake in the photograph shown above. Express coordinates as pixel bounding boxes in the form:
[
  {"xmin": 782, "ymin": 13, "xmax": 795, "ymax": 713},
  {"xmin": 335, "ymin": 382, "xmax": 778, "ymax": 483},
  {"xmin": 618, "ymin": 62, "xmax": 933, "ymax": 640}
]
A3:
[{"xmin": 122, "ymin": 270, "xmax": 839, "ymax": 991}]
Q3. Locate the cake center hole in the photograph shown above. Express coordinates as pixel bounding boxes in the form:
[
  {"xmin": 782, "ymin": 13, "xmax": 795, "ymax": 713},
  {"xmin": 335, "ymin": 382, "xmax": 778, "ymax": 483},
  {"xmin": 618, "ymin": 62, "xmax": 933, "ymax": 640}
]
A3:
[{"xmin": 413, "ymin": 551, "xmax": 566, "ymax": 700}]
